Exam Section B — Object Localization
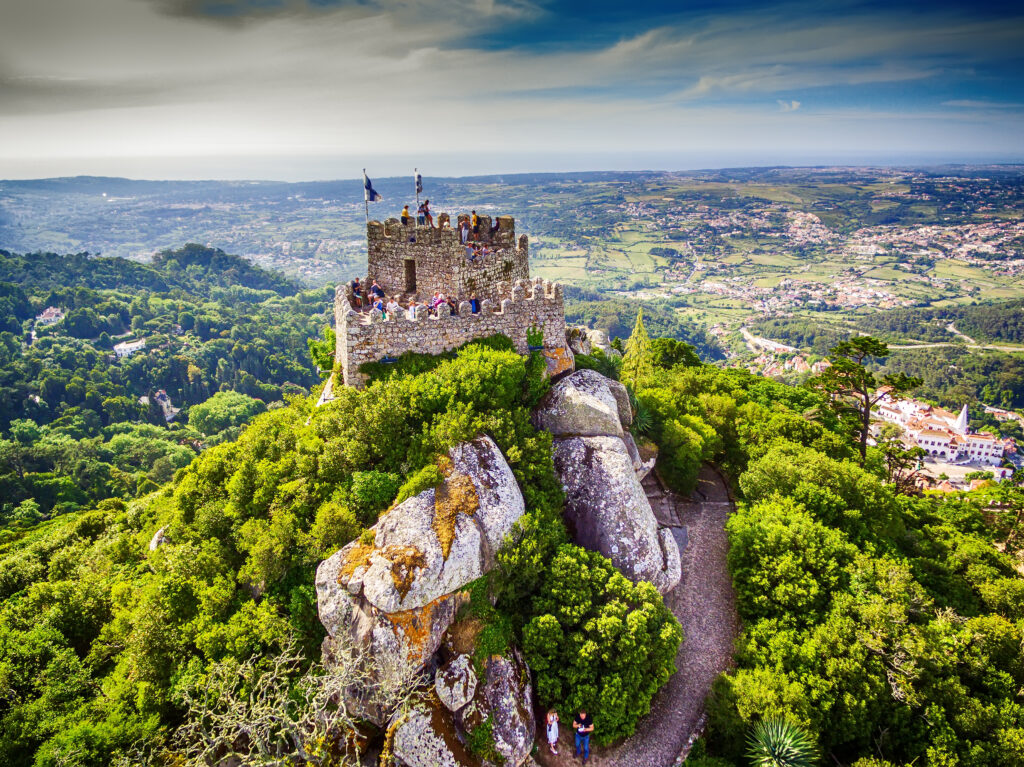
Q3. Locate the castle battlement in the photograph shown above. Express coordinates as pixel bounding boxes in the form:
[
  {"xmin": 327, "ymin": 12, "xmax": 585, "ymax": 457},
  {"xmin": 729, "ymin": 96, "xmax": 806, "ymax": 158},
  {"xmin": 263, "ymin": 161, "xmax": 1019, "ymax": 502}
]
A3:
[{"xmin": 333, "ymin": 211, "xmax": 573, "ymax": 389}]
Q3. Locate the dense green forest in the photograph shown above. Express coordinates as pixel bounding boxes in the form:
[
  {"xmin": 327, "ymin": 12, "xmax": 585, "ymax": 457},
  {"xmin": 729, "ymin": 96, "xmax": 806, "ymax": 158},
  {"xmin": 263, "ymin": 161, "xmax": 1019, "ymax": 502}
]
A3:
[
  {"xmin": 563, "ymin": 289, "xmax": 723, "ymax": 360},
  {"xmin": 753, "ymin": 298, "xmax": 1024, "ymax": 351},
  {"xmin": 3, "ymin": 314, "xmax": 1024, "ymax": 765},
  {"xmin": 0, "ymin": 340, "xmax": 681, "ymax": 765},
  {"xmin": 2, "ymin": 242, "xmax": 1024, "ymax": 766},
  {"xmin": 0, "ymin": 246, "xmax": 327, "ymax": 525},
  {"xmin": 606, "ymin": 335, "xmax": 1024, "ymax": 767},
  {"xmin": 859, "ymin": 298, "xmax": 1024, "ymax": 344}
]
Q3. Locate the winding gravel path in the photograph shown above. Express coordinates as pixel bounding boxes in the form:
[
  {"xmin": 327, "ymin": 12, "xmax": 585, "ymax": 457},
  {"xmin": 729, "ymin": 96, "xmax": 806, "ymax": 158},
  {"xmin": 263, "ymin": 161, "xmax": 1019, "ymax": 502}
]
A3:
[{"xmin": 534, "ymin": 464, "xmax": 739, "ymax": 767}]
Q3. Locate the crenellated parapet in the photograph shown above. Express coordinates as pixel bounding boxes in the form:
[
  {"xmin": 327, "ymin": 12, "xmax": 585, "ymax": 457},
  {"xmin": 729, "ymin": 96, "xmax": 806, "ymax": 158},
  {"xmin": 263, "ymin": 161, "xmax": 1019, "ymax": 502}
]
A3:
[
  {"xmin": 366, "ymin": 214, "xmax": 529, "ymax": 302},
  {"xmin": 335, "ymin": 277, "xmax": 571, "ymax": 388}
]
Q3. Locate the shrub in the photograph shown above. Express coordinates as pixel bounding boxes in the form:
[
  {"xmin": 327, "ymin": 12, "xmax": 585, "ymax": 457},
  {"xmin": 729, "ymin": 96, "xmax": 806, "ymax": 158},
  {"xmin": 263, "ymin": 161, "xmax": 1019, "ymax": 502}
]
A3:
[
  {"xmin": 520, "ymin": 544, "xmax": 682, "ymax": 745},
  {"xmin": 726, "ymin": 497, "xmax": 856, "ymax": 626},
  {"xmin": 188, "ymin": 390, "xmax": 266, "ymax": 436}
]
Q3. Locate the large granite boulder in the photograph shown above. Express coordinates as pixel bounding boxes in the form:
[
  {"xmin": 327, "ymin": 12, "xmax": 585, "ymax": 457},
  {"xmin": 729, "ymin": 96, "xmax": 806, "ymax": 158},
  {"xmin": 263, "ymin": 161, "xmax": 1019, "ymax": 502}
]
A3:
[
  {"xmin": 315, "ymin": 436, "xmax": 526, "ymax": 671},
  {"xmin": 394, "ymin": 649, "xmax": 535, "ymax": 767},
  {"xmin": 392, "ymin": 701, "xmax": 477, "ymax": 767},
  {"xmin": 588, "ymin": 328, "xmax": 621, "ymax": 358},
  {"xmin": 532, "ymin": 369, "xmax": 679, "ymax": 593},
  {"xmin": 532, "ymin": 368, "xmax": 631, "ymax": 438},
  {"xmin": 554, "ymin": 436, "xmax": 680, "ymax": 593},
  {"xmin": 455, "ymin": 650, "xmax": 535, "ymax": 767},
  {"xmin": 436, "ymin": 654, "xmax": 478, "ymax": 713}
]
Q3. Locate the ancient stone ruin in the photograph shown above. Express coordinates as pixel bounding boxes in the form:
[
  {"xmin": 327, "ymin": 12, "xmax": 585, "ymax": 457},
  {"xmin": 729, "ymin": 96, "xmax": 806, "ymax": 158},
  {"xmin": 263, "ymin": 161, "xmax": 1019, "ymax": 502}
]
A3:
[{"xmin": 334, "ymin": 214, "xmax": 573, "ymax": 387}]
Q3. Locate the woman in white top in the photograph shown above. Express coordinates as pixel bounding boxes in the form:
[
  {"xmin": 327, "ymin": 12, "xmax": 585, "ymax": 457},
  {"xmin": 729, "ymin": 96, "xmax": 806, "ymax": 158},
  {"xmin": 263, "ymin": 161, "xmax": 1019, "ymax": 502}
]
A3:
[
  {"xmin": 386, "ymin": 297, "xmax": 400, "ymax": 319},
  {"xmin": 546, "ymin": 710, "xmax": 559, "ymax": 755}
]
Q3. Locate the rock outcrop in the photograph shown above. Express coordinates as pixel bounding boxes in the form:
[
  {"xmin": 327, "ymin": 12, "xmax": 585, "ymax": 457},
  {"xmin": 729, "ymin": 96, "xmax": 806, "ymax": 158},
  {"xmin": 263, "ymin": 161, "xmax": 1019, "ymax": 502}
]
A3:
[
  {"xmin": 554, "ymin": 436, "xmax": 680, "ymax": 592},
  {"xmin": 436, "ymin": 654, "xmax": 478, "ymax": 713},
  {"xmin": 456, "ymin": 650, "xmax": 535, "ymax": 766},
  {"xmin": 532, "ymin": 368, "xmax": 630, "ymax": 438},
  {"xmin": 534, "ymin": 370, "xmax": 680, "ymax": 593},
  {"xmin": 392, "ymin": 701, "xmax": 477, "ymax": 767},
  {"xmin": 315, "ymin": 436, "xmax": 526, "ymax": 671},
  {"xmin": 393, "ymin": 649, "xmax": 535, "ymax": 767}
]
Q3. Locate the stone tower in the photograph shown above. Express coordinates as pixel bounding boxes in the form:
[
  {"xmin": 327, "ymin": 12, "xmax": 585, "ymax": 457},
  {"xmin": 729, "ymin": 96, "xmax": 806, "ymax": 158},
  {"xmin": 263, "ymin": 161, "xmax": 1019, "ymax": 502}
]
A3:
[
  {"xmin": 366, "ymin": 213, "xmax": 529, "ymax": 302},
  {"xmin": 333, "ymin": 213, "xmax": 573, "ymax": 388}
]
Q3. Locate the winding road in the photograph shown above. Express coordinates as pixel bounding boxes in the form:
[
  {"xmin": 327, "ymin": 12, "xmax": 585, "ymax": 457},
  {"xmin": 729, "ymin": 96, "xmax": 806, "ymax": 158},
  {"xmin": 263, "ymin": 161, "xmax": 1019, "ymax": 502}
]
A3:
[{"xmin": 534, "ymin": 465, "xmax": 739, "ymax": 767}]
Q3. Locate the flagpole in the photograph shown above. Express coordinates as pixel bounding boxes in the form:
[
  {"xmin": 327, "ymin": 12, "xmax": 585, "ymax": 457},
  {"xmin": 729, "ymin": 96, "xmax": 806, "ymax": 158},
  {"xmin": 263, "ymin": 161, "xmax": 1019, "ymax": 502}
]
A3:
[
  {"xmin": 363, "ymin": 168, "xmax": 369, "ymax": 225},
  {"xmin": 415, "ymin": 167, "xmax": 420, "ymax": 211}
]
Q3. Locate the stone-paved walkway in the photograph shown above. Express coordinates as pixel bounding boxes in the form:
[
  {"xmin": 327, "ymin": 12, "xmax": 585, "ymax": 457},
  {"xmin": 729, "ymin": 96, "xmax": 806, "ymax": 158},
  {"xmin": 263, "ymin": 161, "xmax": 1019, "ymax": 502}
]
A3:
[{"xmin": 533, "ymin": 464, "xmax": 739, "ymax": 767}]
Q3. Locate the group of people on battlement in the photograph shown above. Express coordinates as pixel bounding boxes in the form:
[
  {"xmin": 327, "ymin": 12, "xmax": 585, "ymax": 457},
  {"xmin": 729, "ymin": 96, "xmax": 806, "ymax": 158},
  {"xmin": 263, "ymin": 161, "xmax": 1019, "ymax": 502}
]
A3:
[
  {"xmin": 397, "ymin": 205, "xmax": 503, "ymax": 249},
  {"xmin": 348, "ymin": 278, "xmax": 482, "ymax": 320}
]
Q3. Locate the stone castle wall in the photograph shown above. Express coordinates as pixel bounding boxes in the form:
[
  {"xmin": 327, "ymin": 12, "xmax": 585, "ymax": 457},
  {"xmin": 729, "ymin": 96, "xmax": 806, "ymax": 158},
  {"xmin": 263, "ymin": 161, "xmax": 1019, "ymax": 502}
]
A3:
[
  {"xmin": 335, "ymin": 278, "xmax": 572, "ymax": 388},
  {"xmin": 366, "ymin": 214, "xmax": 530, "ymax": 302}
]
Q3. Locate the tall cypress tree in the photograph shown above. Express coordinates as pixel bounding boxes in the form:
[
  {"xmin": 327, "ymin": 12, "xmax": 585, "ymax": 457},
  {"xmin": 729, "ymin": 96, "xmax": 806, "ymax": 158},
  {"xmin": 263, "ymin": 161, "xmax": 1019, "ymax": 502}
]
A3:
[{"xmin": 621, "ymin": 308, "xmax": 653, "ymax": 387}]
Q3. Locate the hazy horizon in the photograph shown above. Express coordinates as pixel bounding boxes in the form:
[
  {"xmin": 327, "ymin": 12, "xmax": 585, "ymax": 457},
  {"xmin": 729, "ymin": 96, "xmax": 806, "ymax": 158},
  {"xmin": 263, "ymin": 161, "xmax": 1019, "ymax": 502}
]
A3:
[{"xmin": 4, "ymin": 151, "xmax": 1024, "ymax": 184}]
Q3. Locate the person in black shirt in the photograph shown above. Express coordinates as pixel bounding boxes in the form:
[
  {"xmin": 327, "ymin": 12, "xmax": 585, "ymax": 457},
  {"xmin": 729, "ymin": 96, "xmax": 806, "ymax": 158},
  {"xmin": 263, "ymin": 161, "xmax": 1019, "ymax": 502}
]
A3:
[
  {"xmin": 573, "ymin": 710, "xmax": 594, "ymax": 764},
  {"xmin": 350, "ymin": 277, "xmax": 366, "ymax": 308}
]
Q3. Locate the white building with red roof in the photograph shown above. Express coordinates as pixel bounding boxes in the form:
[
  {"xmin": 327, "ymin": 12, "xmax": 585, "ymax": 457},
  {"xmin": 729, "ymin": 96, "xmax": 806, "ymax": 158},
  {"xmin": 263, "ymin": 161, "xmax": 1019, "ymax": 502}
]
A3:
[{"xmin": 875, "ymin": 394, "xmax": 1005, "ymax": 466}]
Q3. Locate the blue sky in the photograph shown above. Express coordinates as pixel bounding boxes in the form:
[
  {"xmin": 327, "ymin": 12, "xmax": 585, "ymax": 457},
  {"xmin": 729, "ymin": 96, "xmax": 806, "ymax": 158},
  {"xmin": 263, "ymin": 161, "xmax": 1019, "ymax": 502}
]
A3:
[{"xmin": 0, "ymin": 0, "xmax": 1021, "ymax": 179}]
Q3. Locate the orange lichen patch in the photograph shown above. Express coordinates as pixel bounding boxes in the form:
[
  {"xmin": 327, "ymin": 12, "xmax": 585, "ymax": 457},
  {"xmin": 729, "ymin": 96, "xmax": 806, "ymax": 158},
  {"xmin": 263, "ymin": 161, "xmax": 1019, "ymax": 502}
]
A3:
[
  {"xmin": 434, "ymin": 473, "xmax": 480, "ymax": 560},
  {"xmin": 386, "ymin": 593, "xmax": 459, "ymax": 664},
  {"xmin": 337, "ymin": 541, "xmax": 375, "ymax": 583},
  {"xmin": 446, "ymin": 615, "xmax": 485, "ymax": 656},
  {"xmin": 544, "ymin": 345, "xmax": 575, "ymax": 377},
  {"xmin": 379, "ymin": 544, "xmax": 428, "ymax": 600}
]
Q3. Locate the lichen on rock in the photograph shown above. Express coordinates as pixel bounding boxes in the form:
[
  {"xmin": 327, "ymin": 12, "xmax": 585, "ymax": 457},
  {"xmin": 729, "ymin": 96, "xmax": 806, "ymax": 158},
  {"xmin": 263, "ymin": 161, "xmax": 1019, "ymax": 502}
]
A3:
[
  {"xmin": 434, "ymin": 473, "xmax": 480, "ymax": 560},
  {"xmin": 315, "ymin": 435, "xmax": 527, "ymax": 680}
]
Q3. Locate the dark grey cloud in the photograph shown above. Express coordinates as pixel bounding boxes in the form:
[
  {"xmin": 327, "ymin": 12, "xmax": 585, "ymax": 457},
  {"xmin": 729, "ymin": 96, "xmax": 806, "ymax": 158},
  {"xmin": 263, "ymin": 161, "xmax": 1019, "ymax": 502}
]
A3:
[
  {"xmin": 0, "ymin": 73, "xmax": 177, "ymax": 116},
  {"xmin": 147, "ymin": 0, "xmax": 346, "ymax": 19}
]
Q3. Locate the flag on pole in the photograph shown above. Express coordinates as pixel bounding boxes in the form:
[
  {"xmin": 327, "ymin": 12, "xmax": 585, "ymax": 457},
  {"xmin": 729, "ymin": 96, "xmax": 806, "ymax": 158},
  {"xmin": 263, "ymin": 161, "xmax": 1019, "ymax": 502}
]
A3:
[
  {"xmin": 415, "ymin": 170, "xmax": 423, "ymax": 195},
  {"xmin": 363, "ymin": 170, "xmax": 382, "ymax": 202}
]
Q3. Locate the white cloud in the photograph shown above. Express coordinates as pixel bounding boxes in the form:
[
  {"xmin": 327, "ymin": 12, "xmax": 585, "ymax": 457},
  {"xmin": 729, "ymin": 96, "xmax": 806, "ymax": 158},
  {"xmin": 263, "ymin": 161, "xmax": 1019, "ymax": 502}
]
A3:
[{"xmin": 777, "ymin": 99, "xmax": 801, "ymax": 112}]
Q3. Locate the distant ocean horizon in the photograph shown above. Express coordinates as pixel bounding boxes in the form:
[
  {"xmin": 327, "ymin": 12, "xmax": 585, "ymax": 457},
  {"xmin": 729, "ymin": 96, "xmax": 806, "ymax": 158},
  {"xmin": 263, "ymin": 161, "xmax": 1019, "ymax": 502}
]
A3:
[{"xmin": 3, "ymin": 151, "xmax": 1023, "ymax": 183}]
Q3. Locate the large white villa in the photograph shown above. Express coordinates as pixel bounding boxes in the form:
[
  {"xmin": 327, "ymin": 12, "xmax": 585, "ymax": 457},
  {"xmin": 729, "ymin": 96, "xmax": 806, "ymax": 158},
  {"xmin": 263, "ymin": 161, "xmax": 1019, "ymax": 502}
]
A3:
[{"xmin": 875, "ymin": 391, "xmax": 1005, "ymax": 466}]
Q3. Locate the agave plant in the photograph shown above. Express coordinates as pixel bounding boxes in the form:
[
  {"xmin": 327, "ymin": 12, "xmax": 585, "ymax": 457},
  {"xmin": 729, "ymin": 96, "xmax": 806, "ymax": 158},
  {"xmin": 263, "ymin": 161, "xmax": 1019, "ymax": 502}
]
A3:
[
  {"xmin": 746, "ymin": 716, "xmax": 819, "ymax": 767},
  {"xmin": 626, "ymin": 384, "xmax": 654, "ymax": 437}
]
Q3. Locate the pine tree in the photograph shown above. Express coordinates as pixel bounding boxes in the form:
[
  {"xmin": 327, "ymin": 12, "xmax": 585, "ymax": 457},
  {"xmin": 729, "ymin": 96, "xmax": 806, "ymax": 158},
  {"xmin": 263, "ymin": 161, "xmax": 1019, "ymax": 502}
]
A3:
[{"xmin": 621, "ymin": 308, "xmax": 653, "ymax": 387}]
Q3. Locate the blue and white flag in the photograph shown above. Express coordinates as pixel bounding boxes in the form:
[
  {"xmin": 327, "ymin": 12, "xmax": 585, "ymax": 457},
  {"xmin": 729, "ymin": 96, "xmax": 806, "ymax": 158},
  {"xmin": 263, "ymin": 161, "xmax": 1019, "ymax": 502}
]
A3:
[
  {"xmin": 363, "ymin": 170, "xmax": 382, "ymax": 202},
  {"xmin": 415, "ymin": 170, "xmax": 423, "ymax": 195}
]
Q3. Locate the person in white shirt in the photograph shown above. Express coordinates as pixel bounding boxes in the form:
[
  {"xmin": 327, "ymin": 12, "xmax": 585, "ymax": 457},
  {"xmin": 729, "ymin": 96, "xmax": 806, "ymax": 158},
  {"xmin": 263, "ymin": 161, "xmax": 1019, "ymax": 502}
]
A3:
[{"xmin": 386, "ymin": 296, "xmax": 401, "ymax": 319}]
